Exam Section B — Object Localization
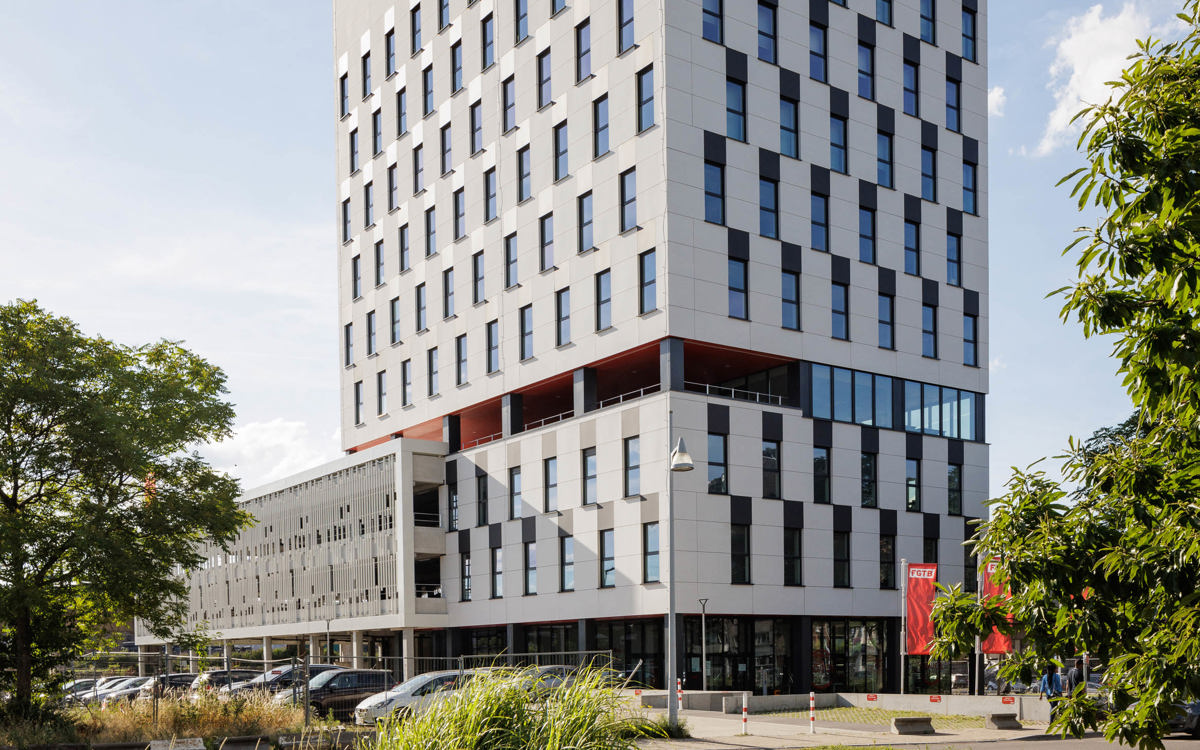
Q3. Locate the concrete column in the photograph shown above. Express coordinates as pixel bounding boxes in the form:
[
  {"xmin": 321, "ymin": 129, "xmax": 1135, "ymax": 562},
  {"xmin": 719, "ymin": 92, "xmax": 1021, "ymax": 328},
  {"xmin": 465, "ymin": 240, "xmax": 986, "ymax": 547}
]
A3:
[
  {"xmin": 308, "ymin": 635, "xmax": 320, "ymax": 660},
  {"xmin": 501, "ymin": 393, "xmax": 524, "ymax": 437},
  {"xmin": 188, "ymin": 649, "xmax": 197, "ymax": 674},
  {"xmin": 401, "ymin": 628, "xmax": 416, "ymax": 681},
  {"xmin": 351, "ymin": 630, "xmax": 364, "ymax": 669},
  {"xmin": 659, "ymin": 337, "xmax": 685, "ymax": 393},
  {"xmin": 262, "ymin": 636, "xmax": 273, "ymax": 667},
  {"xmin": 223, "ymin": 641, "xmax": 233, "ymax": 672},
  {"xmin": 137, "ymin": 646, "xmax": 150, "ymax": 677},
  {"xmin": 573, "ymin": 368, "xmax": 597, "ymax": 414}
]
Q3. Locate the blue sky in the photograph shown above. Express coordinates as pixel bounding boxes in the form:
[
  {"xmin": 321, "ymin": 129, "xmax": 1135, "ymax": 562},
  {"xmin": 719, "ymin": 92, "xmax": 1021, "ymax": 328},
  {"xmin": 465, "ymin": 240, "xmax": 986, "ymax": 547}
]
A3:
[{"xmin": 0, "ymin": 1, "xmax": 1177, "ymax": 497}]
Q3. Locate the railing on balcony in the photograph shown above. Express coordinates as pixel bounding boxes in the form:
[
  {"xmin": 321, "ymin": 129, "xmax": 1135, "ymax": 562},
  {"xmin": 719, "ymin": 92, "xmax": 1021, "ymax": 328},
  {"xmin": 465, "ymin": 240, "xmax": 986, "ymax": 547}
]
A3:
[
  {"xmin": 414, "ymin": 512, "xmax": 441, "ymax": 528},
  {"xmin": 415, "ymin": 582, "xmax": 443, "ymax": 598},
  {"xmin": 462, "ymin": 431, "xmax": 502, "ymax": 450},
  {"xmin": 524, "ymin": 409, "xmax": 574, "ymax": 432},
  {"xmin": 597, "ymin": 383, "xmax": 661, "ymax": 409},
  {"xmin": 684, "ymin": 381, "xmax": 784, "ymax": 406}
]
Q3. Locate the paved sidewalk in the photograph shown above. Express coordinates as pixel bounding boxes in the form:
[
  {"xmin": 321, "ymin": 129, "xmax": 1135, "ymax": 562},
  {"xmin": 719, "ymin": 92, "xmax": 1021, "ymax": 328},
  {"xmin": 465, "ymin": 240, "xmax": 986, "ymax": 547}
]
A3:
[{"xmin": 638, "ymin": 709, "xmax": 1043, "ymax": 750}]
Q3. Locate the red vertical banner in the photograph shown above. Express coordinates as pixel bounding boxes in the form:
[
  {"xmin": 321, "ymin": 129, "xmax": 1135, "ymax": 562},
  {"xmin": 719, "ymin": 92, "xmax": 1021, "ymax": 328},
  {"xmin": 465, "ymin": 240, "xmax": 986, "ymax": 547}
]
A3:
[
  {"xmin": 906, "ymin": 563, "xmax": 938, "ymax": 655},
  {"xmin": 981, "ymin": 558, "xmax": 1012, "ymax": 654}
]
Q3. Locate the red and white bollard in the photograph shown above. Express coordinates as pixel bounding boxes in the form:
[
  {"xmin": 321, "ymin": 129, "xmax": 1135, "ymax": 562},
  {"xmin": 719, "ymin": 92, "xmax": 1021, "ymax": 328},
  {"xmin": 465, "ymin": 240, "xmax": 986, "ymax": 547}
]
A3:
[
  {"xmin": 676, "ymin": 677, "xmax": 683, "ymax": 712},
  {"xmin": 809, "ymin": 691, "xmax": 816, "ymax": 734},
  {"xmin": 741, "ymin": 691, "xmax": 749, "ymax": 735}
]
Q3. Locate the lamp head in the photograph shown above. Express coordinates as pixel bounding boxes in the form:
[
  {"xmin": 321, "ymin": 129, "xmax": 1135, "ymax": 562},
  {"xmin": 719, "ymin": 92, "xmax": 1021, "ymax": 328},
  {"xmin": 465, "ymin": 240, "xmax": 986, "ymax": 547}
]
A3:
[{"xmin": 670, "ymin": 437, "xmax": 694, "ymax": 472}]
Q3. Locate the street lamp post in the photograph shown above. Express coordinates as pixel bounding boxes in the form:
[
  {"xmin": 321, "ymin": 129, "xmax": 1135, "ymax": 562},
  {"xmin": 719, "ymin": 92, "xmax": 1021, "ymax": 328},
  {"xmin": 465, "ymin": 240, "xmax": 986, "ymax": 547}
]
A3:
[
  {"xmin": 666, "ymin": 411, "xmax": 694, "ymax": 729},
  {"xmin": 698, "ymin": 598, "xmax": 708, "ymax": 692}
]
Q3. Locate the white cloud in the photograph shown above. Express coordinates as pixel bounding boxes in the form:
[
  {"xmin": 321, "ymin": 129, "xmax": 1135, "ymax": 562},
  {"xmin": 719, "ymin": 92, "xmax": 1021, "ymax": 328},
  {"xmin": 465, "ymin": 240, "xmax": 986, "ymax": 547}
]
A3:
[
  {"xmin": 990, "ymin": 356, "xmax": 1007, "ymax": 371},
  {"xmin": 988, "ymin": 86, "xmax": 1007, "ymax": 118},
  {"xmin": 1036, "ymin": 1, "xmax": 1185, "ymax": 156},
  {"xmin": 204, "ymin": 419, "xmax": 341, "ymax": 491}
]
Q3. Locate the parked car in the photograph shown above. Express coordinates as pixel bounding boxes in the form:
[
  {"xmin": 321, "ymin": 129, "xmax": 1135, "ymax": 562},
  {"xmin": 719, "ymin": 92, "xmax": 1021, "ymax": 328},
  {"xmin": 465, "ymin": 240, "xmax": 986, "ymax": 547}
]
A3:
[
  {"xmin": 99, "ymin": 677, "xmax": 155, "ymax": 707},
  {"xmin": 61, "ymin": 678, "xmax": 100, "ymax": 699},
  {"xmin": 138, "ymin": 672, "xmax": 202, "ymax": 700},
  {"xmin": 1166, "ymin": 701, "xmax": 1200, "ymax": 737},
  {"xmin": 225, "ymin": 664, "xmax": 343, "ymax": 696},
  {"xmin": 188, "ymin": 669, "xmax": 261, "ymax": 697},
  {"xmin": 275, "ymin": 668, "xmax": 391, "ymax": 721},
  {"xmin": 354, "ymin": 669, "xmax": 478, "ymax": 725}
]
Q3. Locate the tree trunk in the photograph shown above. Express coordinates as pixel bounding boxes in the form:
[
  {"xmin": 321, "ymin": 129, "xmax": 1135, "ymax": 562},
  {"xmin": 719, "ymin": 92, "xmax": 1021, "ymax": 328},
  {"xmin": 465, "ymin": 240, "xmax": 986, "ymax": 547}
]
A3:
[{"xmin": 13, "ymin": 603, "xmax": 32, "ymax": 717}]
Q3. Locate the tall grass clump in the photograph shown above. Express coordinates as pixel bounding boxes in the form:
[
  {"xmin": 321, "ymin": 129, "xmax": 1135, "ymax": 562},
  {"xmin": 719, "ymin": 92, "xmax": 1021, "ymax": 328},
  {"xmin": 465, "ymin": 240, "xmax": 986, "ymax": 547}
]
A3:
[
  {"xmin": 372, "ymin": 665, "xmax": 668, "ymax": 750},
  {"xmin": 70, "ymin": 693, "xmax": 312, "ymax": 742}
]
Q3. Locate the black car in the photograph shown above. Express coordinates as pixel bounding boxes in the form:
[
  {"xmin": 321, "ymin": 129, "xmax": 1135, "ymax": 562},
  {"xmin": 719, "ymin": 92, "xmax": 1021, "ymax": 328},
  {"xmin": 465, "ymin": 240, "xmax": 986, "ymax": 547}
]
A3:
[
  {"xmin": 279, "ymin": 669, "xmax": 392, "ymax": 721},
  {"xmin": 228, "ymin": 664, "xmax": 344, "ymax": 695}
]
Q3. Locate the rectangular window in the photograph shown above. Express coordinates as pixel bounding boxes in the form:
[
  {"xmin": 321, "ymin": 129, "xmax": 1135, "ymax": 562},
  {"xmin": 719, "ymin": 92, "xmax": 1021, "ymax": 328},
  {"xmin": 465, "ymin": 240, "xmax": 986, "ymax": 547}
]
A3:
[
  {"xmin": 707, "ymin": 433, "xmax": 728, "ymax": 494},
  {"xmin": 440, "ymin": 124, "xmax": 453, "ymax": 174},
  {"xmin": 537, "ymin": 49, "xmax": 552, "ymax": 107},
  {"xmin": 540, "ymin": 213, "xmax": 555, "ymax": 270},
  {"xmin": 922, "ymin": 304, "xmax": 938, "ymax": 358},
  {"xmin": 946, "ymin": 78, "xmax": 961, "ymax": 132},
  {"xmin": 643, "ymin": 522, "xmax": 660, "ymax": 583},
  {"xmin": 438, "ymin": 0, "xmax": 450, "ymax": 28},
  {"xmin": 476, "ymin": 474, "xmax": 489, "ymax": 526},
  {"xmin": 470, "ymin": 102, "xmax": 483, "ymax": 153},
  {"xmin": 617, "ymin": 0, "xmax": 634, "ymax": 53},
  {"xmin": 623, "ymin": 436, "xmax": 641, "ymax": 496},
  {"xmin": 401, "ymin": 359, "xmax": 412, "ymax": 405},
  {"xmin": 504, "ymin": 234, "xmax": 518, "ymax": 287},
  {"xmin": 349, "ymin": 129, "xmax": 359, "ymax": 172},
  {"xmin": 947, "ymin": 233, "xmax": 962, "ymax": 286},
  {"xmin": 517, "ymin": 146, "xmax": 532, "ymax": 201},
  {"xmin": 387, "ymin": 165, "xmax": 398, "ymax": 210},
  {"xmin": 523, "ymin": 541, "xmax": 536, "ymax": 595},
  {"xmin": 920, "ymin": 0, "xmax": 936, "ymax": 44},
  {"xmin": 833, "ymin": 531, "xmax": 851, "ymax": 588},
  {"xmin": 593, "ymin": 95, "xmax": 609, "ymax": 156},
  {"xmin": 859, "ymin": 207, "xmax": 875, "ymax": 263},
  {"xmin": 877, "ymin": 0, "xmax": 892, "ymax": 25},
  {"xmin": 726, "ymin": 79, "xmax": 746, "ymax": 141},
  {"xmin": 422, "ymin": 65, "xmax": 434, "ymax": 115},
  {"xmin": 903, "ymin": 62, "xmax": 919, "ymax": 117},
  {"xmin": 412, "ymin": 144, "xmax": 424, "ymax": 193},
  {"xmin": 460, "ymin": 552, "xmax": 471, "ymax": 601},
  {"xmin": 964, "ymin": 314, "xmax": 978, "ymax": 366},
  {"xmin": 812, "ymin": 193, "xmax": 828, "ymax": 251},
  {"xmin": 555, "ymin": 288, "xmax": 571, "ymax": 345},
  {"xmin": 427, "ymin": 347, "xmax": 439, "ymax": 396},
  {"xmin": 484, "ymin": 168, "xmax": 498, "ymax": 221},
  {"xmin": 486, "ymin": 320, "xmax": 500, "ymax": 372},
  {"xmin": 757, "ymin": 3, "xmax": 776, "ymax": 63},
  {"xmin": 861, "ymin": 452, "xmax": 877, "ymax": 507},
  {"xmin": 639, "ymin": 249, "xmax": 656, "ymax": 314},
  {"xmin": 762, "ymin": 439, "xmax": 781, "ymax": 499},
  {"xmin": 397, "ymin": 89, "xmax": 408, "ymax": 135},
  {"xmin": 578, "ymin": 192, "xmax": 594, "ymax": 251},
  {"xmin": 962, "ymin": 9, "xmax": 977, "ymax": 62},
  {"xmin": 456, "ymin": 333, "xmax": 468, "ymax": 385},
  {"xmin": 810, "ymin": 24, "xmax": 827, "ymax": 81},
  {"xmin": 702, "ymin": 0, "xmax": 722, "ymax": 43},
  {"xmin": 415, "ymin": 284, "xmax": 427, "ymax": 331},
  {"xmin": 553, "ymin": 122, "xmax": 569, "ymax": 180},
  {"xmin": 424, "ymin": 206, "xmax": 437, "ymax": 256},
  {"xmin": 620, "ymin": 168, "xmax": 637, "ymax": 231},
  {"xmin": 544, "ymin": 457, "xmax": 558, "ymax": 511},
  {"xmin": 515, "ymin": 0, "xmax": 529, "ymax": 41},
  {"xmin": 637, "ymin": 66, "xmax": 654, "ymax": 132},
  {"xmin": 342, "ymin": 199, "xmax": 351, "ymax": 242},
  {"xmin": 704, "ymin": 162, "xmax": 725, "ymax": 224},
  {"xmin": 880, "ymin": 534, "xmax": 896, "ymax": 588},
  {"xmin": 731, "ymin": 524, "xmax": 751, "ymax": 584},
  {"xmin": 924, "ymin": 536, "xmax": 938, "ymax": 564},
  {"xmin": 502, "ymin": 76, "xmax": 516, "ymax": 132},
  {"xmin": 963, "ymin": 162, "xmax": 978, "ymax": 214},
  {"xmin": 965, "ymin": 543, "xmax": 978, "ymax": 593},
  {"xmin": 576, "ymin": 20, "xmax": 592, "ymax": 81},
  {"xmin": 363, "ymin": 182, "xmax": 374, "ymax": 227},
  {"xmin": 582, "ymin": 446, "xmax": 598, "ymax": 505},
  {"xmin": 481, "ymin": 14, "xmax": 495, "ymax": 68},
  {"xmin": 366, "ymin": 310, "xmax": 377, "ymax": 355},
  {"xmin": 830, "ymin": 115, "xmax": 848, "ymax": 173},
  {"xmin": 361, "ymin": 52, "xmax": 372, "ymax": 97},
  {"xmin": 339, "ymin": 74, "xmax": 349, "ymax": 117},
  {"xmin": 906, "ymin": 458, "xmax": 921, "ymax": 511},
  {"xmin": 509, "ymin": 466, "xmax": 523, "ymax": 519},
  {"xmin": 448, "ymin": 479, "xmax": 458, "ymax": 531},
  {"xmin": 351, "ymin": 255, "xmax": 363, "ymax": 298},
  {"xmin": 760, "ymin": 178, "xmax": 778, "ymax": 238},
  {"xmin": 519, "ymin": 304, "xmax": 533, "ymax": 360},
  {"xmin": 948, "ymin": 463, "xmax": 963, "ymax": 515},
  {"xmin": 877, "ymin": 132, "xmax": 893, "ymax": 188},
  {"xmin": 857, "ymin": 43, "xmax": 874, "ymax": 99},
  {"xmin": 451, "ymin": 41, "xmax": 463, "ymax": 91},
  {"xmin": 878, "ymin": 293, "xmax": 894, "ymax": 349},
  {"xmin": 781, "ymin": 98, "xmax": 799, "ymax": 158},
  {"xmin": 813, "ymin": 447, "xmax": 830, "ymax": 504},
  {"xmin": 472, "ymin": 251, "xmax": 486, "ymax": 303},
  {"xmin": 600, "ymin": 529, "xmax": 615, "ymax": 587},
  {"xmin": 343, "ymin": 322, "xmax": 354, "ymax": 365},
  {"xmin": 831, "ymin": 282, "xmax": 849, "ymax": 340},
  {"xmin": 728, "ymin": 258, "xmax": 748, "ymax": 320},
  {"xmin": 453, "ymin": 188, "xmax": 465, "ymax": 239},
  {"xmin": 491, "ymin": 547, "xmax": 503, "ymax": 598},
  {"xmin": 560, "ymin": 536, "xmax": 574, "ymax": 591},
  {"xmin": 904, "ymin": 220, "xmax": 920, "ymax": 275},
  {"xmin": 389, "ymin": 296, "xmax": 401, "ymax": 344},
  {"xmin": 595, "ymin": 269, "xmax": 612, "ymax": 330},
  {"xmin": 411, "ymin": 5, "xmax": 423, "ymax": 53},
  {"xmin": 782, "ymin": 271, "xmax": 800, "ymax": 330},
  {"xmin": 784, "ymin": 527, "xmax": 803, "ymax": 586},
  {"xmin": 372, "ymin": 110, "xmax": 383, "ymax": 153}
]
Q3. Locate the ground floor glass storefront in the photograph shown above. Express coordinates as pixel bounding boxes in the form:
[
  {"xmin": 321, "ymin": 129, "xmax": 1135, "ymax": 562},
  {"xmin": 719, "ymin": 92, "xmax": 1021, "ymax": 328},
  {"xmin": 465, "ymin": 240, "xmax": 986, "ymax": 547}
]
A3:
[
  {"xmin": 811, "ymin": 618, "xmax": 889, "ymax": 692},
  {"xmin": 682, "ymin": 616, "xmax": 793, "ymax": 693}
]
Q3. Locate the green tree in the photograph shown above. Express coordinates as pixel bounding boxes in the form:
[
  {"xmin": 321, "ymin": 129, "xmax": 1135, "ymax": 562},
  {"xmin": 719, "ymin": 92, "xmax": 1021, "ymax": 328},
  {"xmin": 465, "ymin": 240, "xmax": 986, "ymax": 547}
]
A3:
[
  {"xmin": 0, "ymin": 300, "xmax": 250, "ymax": 717},
  {"xmin": 932, "ymin": 3, "xmax": 1200, "ymax": 746}
]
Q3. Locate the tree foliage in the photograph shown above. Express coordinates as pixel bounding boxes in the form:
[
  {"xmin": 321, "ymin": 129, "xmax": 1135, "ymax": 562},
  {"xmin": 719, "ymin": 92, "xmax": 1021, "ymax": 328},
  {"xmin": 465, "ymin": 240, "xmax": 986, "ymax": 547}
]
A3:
[
  {"xmin": 0, "ymin": 300, "xmax": 250, "ymax": 717},
  {"xmin": 932, "ymin": 4, "xmax": 1200, "ymax": 747}
]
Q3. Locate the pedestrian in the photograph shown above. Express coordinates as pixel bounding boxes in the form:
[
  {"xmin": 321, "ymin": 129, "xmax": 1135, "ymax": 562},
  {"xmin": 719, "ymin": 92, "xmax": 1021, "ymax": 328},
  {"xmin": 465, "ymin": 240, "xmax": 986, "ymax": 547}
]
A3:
[
  {"xmin": 1040, "ymin": 664, "xmax": 1064, "ymax": 721},
  {"xmin": 1067, "ymin": 658, "xmax": 1084, "ymax": 694}
]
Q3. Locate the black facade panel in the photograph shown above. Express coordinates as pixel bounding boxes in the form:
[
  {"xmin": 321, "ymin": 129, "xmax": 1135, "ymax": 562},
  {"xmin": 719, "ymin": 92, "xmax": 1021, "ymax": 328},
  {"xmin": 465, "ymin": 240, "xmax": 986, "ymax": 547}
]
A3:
[
  {"xmin": 833, "ymin": 505, "xmax": 852, "ymax": 532},
  {"xmin": 904, "ymin": 194, "xmax": 922, "ymax": 222},
  {"xmin": 726, "ymin": 48, "xmax": 748, "ymax": 83},
  {"xmin": 782, "ymin": 242, "xmax": 803, "ymax": 273},
  {"xmin": 811, "ymin": 165, "xmax": 831, "ymax": 194},
  {"xmin": 877, "ymin": 104, "xmax": 895, "ymax": 134},
  {"xmin": 964, "ymin": 288, "xmax": 980, "ymax": 316},
  {"xmin": 947, "ymin": 207, "xmax": 963, "ymax": 235},
  {"xmin": 708, "ymin": 403, "xmax": 731, "ymax": 434},
  {"xmin": 832, "ymin": 254, "xmax": 851, "ymax": 285},
  {"xmin": 813, "ymin": 419, "xmax": 833, "ymax": 447},
  {"xmin": 784, "ymin": 500, "xmax": 804, "ymax": 529},
  {"xmin": 459, "ymin": 528, "xmax": 472, "ymax": 551},
  {"xmin": 948, "ymin": 439, "xmax": 965, "ymax": 465},
  {"xmin": 759, "ymin": 148, "xmax": 780, "ymax": 182},
  {"xmin": 830, "ymin": 88, "xmax": 850, "ymax": 118},
  {"xmin": 945, "ymin": 52, "xmax": 962, "ymax": 81},
  {"xmin": 728, "ymin": 228, "xmax": 750, "ymax": 260},
  {"xmin": 489, "ymin": 522, "xmax": 502, "ymax": 549},
  {"xmin": 903, "ymin": 34, "xmax": 921, "ymax": 63},
  {"xmin": 921, "ymin": 121, "xmax": 939, "ymax": 149},
  {"xmin": 861, "ymin": 426, "xmax": 879, "ymax": 454},
  {"xmin": 704, "ymin": 130, "xmax": 726, "ymax": 164},
  {"xmin": 858, "ymin": 14, "xmax": 876, "ymax": 45},
  {"xmin": 780, "ymin": 68, "xmax": 802, "ymax": 100},
  {"xmin": 880, "ymin": 508, "xmax": 897, "ymax": 535},
  {"xmin": 763, "ymin": 411, "xmax": 784, "ymax": 441},
  {"xmin": 522, "ymin": 515, "xmax": 536, "ymax": 543},
  {"xmin": 731, "ymin": 496, "xmax": 753, "ymax": 525},
  {"xmin": 906, "ymin": 433, "xmax": 923, "ymax": 459},
  {"xmin": 859, "ymin": 180, "xmax": 877, "ymax": 209},
  {"xmin": 922, "ymin": 278, "xmax": 939, "ymax": 306},
  {"xmin": 963, "ymin": 136, "xmax": 980, "ymax": 163},
  {"xmin": 878, "ymin": 266, "xmax": 896, "ymax": 295},
  {"xmin": 810, "ymin": 0, "xmax": 828, "ymax": 26},
  {"xmin": 923, "ymin": 512, "xmax": 940, "ymax": 538}
]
